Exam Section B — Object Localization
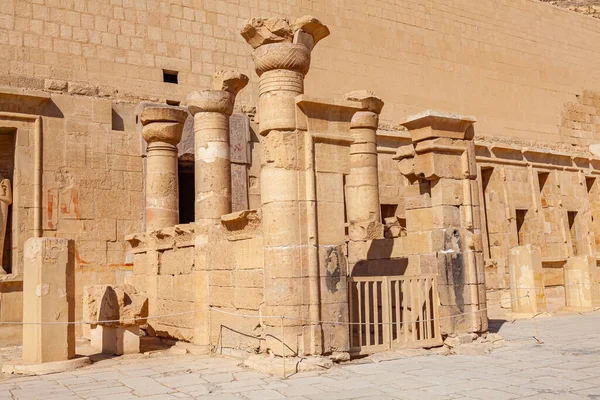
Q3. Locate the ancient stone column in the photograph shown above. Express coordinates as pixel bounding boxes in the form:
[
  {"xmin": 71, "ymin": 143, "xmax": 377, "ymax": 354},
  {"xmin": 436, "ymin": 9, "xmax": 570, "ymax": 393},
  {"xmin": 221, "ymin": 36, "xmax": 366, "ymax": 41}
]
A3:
[
  {"xmin": 187, "ymin": 71, "xmax": 248, "ymax": 348},
  {"xmin": 140, "ymin": 107, "xmax": 188, "ymax": 231},
  {"xmin": 345, "ymin": 90, "xmax": 384, "ymax": 241},
  {"xmin": 22, "ymin": 237, "xmax": 75, "ymax": 363},
  {"xmin": 508, "ymin": 245, "xmax": 547, "ymax": 315},
  {"xmin": 564, "ymin": 255, "xmax": 600, "ymax": 311},
  {"xmin": 397, "ymin": 111, "xmax": 487, "ymax": 335},
  {"xmin": 241, "ymin": 16, "xmax": 329, "ymax": 355},
  {"xmin": 187, "ymin": 70, "xmax": 249, "ymax": 224}
]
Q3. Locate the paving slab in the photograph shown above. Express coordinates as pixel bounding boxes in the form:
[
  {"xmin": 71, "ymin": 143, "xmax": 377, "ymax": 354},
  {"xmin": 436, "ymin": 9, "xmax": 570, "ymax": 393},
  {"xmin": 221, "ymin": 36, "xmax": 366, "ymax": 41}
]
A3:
[{"xmin": 1, "ymin": 312, "xmax": 600, "ymax": 398}]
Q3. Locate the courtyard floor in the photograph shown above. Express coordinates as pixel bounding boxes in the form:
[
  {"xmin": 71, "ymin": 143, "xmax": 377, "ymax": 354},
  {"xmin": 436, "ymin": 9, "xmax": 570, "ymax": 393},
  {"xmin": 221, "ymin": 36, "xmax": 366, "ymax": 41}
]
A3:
[{"xmin": 1, "ymin": 311, "xmax": 600, "ymax": 399}]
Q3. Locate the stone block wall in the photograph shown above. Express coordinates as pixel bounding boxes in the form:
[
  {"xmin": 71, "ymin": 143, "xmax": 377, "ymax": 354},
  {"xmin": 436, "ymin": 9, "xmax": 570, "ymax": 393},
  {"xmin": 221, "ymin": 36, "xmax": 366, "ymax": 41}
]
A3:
[
  {"xmin": 3, "ymin": 0, "xmax": 600, "ymax": 147},
  {"xmin": 315, "ymin": 147, "xmax": 350, "ymax": 354},
  {"xmin": 206, "ymin": 211, "xmax": 264, "ymax": 352},
  {"xmin": 126, "ymin": 225, "xmax": 195, "ymax": 341},
  {"xmin": 477, "ymin": 140, "xmax": 599, "ymax": 303},
  {"xmin": 0, "ymin": 89, "xmax": 143, "ymax": 335},
  {"xmin": 4, "ymin": 0, "xmax": 600, "ymax": 344}
]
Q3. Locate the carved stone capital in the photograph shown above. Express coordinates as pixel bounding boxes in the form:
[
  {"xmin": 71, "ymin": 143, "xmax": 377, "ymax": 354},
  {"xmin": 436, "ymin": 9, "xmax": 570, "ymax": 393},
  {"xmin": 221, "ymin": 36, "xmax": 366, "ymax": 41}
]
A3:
[
  {"xmin": 187, "ymin": 70, "xmax": 248, "ymax": 116},
  {"xmin": 350, "ymin": 111, "xmax": 379, "ymax": 130},
  {"xmin": 186, "ymin": 90, "xmax": 236, "ymax": 116},
  {"xmin": 292, "ymin": 15, "xmax": 330, "ymax": 48},
  {"xmin": 241, "ymin": 17, "xmax": 294, "ymax": 49},
  {"xmin": 252, "ymin": 43, "xmax": 311, "ymax": 76},
  {"xmin": 345, "ymin": 90, "xmax": 384, "ymax": 114},
  {"xmin": 140, "ymin": 107, "xmax": 188, "ymax": 146},
  {"xmin": 241, "ymin": 15, "xmax": 329, "ymax": 76},
  {"xmin": 211, "ymin": 70, "xmax": 249, "ymax": 95}
]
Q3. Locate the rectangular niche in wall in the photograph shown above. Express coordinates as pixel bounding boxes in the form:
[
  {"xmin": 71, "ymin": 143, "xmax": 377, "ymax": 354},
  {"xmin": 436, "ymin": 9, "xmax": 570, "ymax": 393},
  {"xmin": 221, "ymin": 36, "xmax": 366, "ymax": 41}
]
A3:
[
  {"xmin": 586, "ymin": 177, "xmax": 600, "ymax": 249},
  {"xmin": 515, "ymin": 209, "xmax": 529, "ymax": 246},
  {"xmin": 567, "ymin": 211, "xmax": 580, "ymax": 256},
  {"xmin": 380, "ymin": 204, "xmax": 398, "ymax": 223},
  {"xmin": 538, "ymin": 171, "xmax": 550, "ymax": 207},
  {"xmin": 481, "ymin": 167, "xmax": 494, "ymax": 258}
]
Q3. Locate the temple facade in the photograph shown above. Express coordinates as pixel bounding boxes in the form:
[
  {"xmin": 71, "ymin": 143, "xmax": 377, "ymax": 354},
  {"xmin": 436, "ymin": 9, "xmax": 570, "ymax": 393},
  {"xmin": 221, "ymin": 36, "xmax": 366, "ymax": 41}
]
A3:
[{"xmin": 1, "ymin": 0, "xmax": 600, "ymax": 358}]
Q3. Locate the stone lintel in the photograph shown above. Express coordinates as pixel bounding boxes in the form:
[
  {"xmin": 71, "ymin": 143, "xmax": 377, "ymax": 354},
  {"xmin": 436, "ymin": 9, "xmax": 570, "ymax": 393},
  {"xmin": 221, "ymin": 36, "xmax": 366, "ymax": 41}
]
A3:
[
  {"xmin": 400, "ymin": 110, "xmax": 476, "ymax": 142},
  {"xmin": 414, "ymin": 137, "xmax": 470, "ymax": 154},
  {"xmin": 0, "ymin": 86, "xmax": 51, "ymax": 102},
  {"xmin": 295, "ymin": 94, "xmax": 362, "ymax": 134}
]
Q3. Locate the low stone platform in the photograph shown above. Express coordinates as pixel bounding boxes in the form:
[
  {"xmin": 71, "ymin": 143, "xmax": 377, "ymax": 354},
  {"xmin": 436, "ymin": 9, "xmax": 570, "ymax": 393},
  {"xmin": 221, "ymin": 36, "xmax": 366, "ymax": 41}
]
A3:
[{"xmin": 2, "ymin": 356, "xmax": 90, "ymax": 376}]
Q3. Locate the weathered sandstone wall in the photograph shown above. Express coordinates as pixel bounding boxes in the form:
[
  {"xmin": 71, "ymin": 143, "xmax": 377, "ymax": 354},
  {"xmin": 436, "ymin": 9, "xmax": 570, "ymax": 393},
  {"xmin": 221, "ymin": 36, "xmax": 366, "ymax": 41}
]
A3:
[{"xmin": 2, "ymin": 0, "xmax": 600, "ymax": 146}]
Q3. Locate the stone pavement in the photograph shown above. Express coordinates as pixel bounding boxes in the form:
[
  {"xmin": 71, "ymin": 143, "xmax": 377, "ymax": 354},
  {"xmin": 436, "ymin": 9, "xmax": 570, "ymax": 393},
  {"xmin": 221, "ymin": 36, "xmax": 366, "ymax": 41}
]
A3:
[{"xmin": 1, "ymin": 312, "xmax": 600, "ymax": 399}]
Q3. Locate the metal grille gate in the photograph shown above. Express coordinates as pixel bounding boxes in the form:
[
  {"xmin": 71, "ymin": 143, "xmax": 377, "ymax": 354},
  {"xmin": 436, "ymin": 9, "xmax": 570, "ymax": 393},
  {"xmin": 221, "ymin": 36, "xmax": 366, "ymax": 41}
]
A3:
[{"xmin": 348, "ymin": 274, "xmax": 442, "ymax": 354}]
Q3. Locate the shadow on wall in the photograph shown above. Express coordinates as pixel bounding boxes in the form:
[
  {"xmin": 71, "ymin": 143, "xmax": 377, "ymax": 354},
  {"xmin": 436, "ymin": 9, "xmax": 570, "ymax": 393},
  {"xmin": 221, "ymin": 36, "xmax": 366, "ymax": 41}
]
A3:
[
  {"xmin": 0, "ymin": 95, "xmax": 63, "ymax": 118},
  {"xmin": 351, "ymin": 239, "xmax": 408, "ymax": 277}
]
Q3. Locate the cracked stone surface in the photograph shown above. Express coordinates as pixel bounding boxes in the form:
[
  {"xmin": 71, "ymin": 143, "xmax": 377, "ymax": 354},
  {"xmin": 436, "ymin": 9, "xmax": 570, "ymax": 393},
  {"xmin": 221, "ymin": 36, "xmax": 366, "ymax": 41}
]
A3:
[{"xmin": 1, "ymin": 312, "xmax": 600, "ymax": 399}]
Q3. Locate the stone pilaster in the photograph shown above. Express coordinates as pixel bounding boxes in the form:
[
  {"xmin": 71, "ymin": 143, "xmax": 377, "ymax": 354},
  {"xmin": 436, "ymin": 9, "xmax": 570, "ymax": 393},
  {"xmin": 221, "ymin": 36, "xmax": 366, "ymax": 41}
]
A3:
[
  {"xmin": 241, "ymin": 16, "xmax": 329, "ymax": 355},
  {"xmin": 140, "ymin": 107, "xmax": 188, "ymax": 231},
  {"xmin": 187, "ymin": 70, "xmax": 248, "ymax": 224},
  {"xmin": 22, "ymin": 238, "xmax": 75, "ymax": 363},
  {"xmin": 509, "ymin": 245, "xmax": 547, "ymax": 314},
  {"xmin": 564, "ymin": 255, "xmax": 600, "ymax": 311},
  {"xmin": 397, "ymin": 110, "xmax": 487, "ymax": 334},
  {"xmin": 345, "ymin": 90, "xmax": 384, "ymax": 241}
]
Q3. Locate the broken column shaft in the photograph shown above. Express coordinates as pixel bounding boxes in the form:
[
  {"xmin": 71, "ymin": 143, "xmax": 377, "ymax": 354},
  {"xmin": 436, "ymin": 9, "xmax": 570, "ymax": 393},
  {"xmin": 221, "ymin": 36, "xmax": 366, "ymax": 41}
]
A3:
[
  {"xmin": 140, "ymin": 107, "xmax": 188, "ymax": 231},
  {"xmin": 187, "ymin": 71, "xmax": 248, "ymax": 224},
  {"xmin": 345, "ymin": 91, "xmax": 384, "ymax": 241}
]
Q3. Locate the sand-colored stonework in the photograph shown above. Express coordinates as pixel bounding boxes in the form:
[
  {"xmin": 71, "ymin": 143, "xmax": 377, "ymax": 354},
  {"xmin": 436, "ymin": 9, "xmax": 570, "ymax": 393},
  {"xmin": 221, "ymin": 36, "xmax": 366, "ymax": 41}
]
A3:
[{"xmin": 1, "ymin": 0, "xmax": 600, "ymax": 362}]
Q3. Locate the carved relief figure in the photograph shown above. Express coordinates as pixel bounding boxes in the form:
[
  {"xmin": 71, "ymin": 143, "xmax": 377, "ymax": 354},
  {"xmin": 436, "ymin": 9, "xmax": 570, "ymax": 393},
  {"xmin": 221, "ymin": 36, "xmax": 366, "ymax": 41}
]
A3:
[{"xmin": 0, "ymin": 177, "xmax": 12, "ymax": 274}]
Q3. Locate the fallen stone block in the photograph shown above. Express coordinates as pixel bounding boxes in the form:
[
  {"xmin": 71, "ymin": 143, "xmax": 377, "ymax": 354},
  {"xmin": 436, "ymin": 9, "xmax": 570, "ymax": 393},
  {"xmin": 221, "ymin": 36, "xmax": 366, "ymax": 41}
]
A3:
[{"xmin": 83, "ymin": 284, "xmax": 148, "ymax": 327}]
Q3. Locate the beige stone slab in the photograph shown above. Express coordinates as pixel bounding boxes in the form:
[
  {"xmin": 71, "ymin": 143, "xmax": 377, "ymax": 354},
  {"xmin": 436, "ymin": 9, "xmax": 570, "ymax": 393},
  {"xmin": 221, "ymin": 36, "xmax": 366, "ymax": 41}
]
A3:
[
  {"xmin": 22, "ymin": 237, "xmax": 75, "ymax": 364},
  {"xmin": 509, "ymin": 245, "xmax": 547, "ymax": 314},
  {"xmin": 1, "ymin": 356, "xmax": 90, "ymax": 376}
]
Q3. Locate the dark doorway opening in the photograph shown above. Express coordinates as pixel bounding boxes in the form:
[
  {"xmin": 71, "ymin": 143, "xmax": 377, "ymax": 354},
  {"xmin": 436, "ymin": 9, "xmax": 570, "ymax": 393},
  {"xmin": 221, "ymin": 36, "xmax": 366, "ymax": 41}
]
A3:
[
  {"xmin": 178, "ymin": 158, "xmax": 195, "ymax": 225},
  {"xmin": 567, "ymin": 211, "xmax": 579, "ymax": 256},
  {"xmin": 0, "ymin": 128, "xmax": 15, "ymax": 273}
]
